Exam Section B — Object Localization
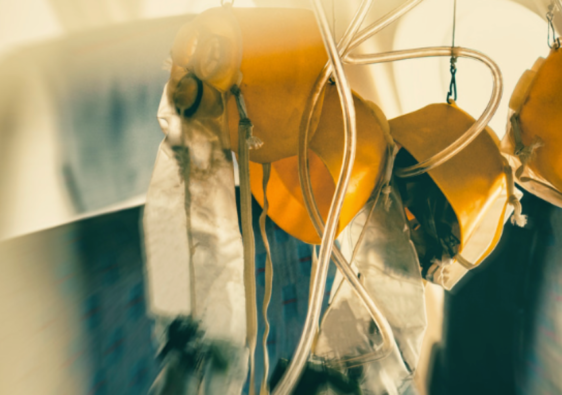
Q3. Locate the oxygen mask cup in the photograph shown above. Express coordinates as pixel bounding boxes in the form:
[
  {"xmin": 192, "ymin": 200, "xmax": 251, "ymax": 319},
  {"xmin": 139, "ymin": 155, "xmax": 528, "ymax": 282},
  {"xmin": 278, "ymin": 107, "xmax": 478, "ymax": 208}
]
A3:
[
  {"xmin": 144, "ymin": 77, "xmax": 247, "ymax": 394},
  {"xmin": 390, "ymin": 103, "xmax": 517, "ymax": 290},
  {"xmin": 313, "ymin": 186, "xmax": 426, "ymax": 394},
  {"xmin": 501, "ymin": 48, "xmax": 562, "ymax": 208}
]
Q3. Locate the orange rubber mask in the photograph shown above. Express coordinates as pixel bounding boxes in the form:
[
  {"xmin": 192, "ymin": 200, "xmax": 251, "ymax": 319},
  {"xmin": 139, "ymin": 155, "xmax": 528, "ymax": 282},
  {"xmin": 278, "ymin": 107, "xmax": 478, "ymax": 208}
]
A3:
[
  {"xmin": 168, "ymin": 6, "xmax": 388, "ymax": 244},
  {"xmin": 390, "ymin": 103, "xmax": 513, "ymax": 289},
  {"xmin": 501, "ymin": 48, "xmax": 562, "ymax": 207}
]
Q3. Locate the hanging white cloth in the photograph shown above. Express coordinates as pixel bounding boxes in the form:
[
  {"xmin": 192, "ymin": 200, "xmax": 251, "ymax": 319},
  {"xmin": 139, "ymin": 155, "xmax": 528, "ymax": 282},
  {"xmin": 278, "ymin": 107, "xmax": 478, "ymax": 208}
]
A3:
[
  {"xmin": 314, "ymin": 186, "xmax": 427, "ymax": 394},
  {"xmin": 144, "ymin": 83, "xmax": 248, "ymax": 394}
]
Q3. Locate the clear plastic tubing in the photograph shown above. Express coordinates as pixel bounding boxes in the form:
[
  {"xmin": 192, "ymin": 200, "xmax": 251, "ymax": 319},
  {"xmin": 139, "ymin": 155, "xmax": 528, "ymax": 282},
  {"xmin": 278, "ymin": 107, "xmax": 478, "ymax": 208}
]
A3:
[
  {"xmin": 345, "ymin": 46, "xmax": 503, "ymax": 178},
  {"xmin": 295, "ymin": 0, "xmax": 427, "ymax": 370},
  {"xmin": 297, "ymin": 0, "xmax": 427, "ymax": 264},
  {"xmin": 270, "ymin": 0, "xmax": 357, "ymax": 393}
]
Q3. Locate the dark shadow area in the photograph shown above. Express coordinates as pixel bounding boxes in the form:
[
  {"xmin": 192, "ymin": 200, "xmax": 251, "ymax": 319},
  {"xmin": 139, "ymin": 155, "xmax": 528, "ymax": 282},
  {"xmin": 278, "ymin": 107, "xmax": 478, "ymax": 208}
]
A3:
[{"xmin": 430, "ymin": 192, "xmax": 556, "ymax": 395}]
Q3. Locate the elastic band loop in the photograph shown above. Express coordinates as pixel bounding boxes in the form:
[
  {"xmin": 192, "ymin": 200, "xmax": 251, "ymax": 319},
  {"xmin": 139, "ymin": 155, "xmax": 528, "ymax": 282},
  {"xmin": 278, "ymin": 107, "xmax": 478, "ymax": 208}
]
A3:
[
  {"xmin": 510, "ymin": 113, "xmax": 543, "ymax": 179},
  {"xmin": 237, "ymin": 89, "xmax": 258, "ymax": 395},
  {"xmin": 382, "ymin": 143, "xmax": 400, "ymax": 211},
  {"xmin": 259, "ymin": 163, "xmax": 274, "ymax": 395},
  {"xmin": 502, "ymin": 156, "xmax": 527, "ymax": 227}
]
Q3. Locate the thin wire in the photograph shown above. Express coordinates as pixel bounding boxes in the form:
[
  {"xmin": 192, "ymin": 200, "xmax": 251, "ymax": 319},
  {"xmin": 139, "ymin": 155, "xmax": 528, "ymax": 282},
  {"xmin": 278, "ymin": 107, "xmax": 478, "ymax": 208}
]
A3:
[
  {"xmin": 446, "ymin": 0, "xmax": 458, "ymax": 103},
  {"xmin": 451, "ymin": 0, "xmax": 457, "ymax": 48},
  {"xmin": 547, "ymin": 5, "xmax": 561, "ymax": 49}
]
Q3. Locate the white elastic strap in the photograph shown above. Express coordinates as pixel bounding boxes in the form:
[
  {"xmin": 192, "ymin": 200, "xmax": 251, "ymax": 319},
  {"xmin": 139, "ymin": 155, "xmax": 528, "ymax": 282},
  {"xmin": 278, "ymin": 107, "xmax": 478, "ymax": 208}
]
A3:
[
  {"xmin": 510, "ymin": 113, "xmax": 543, "ymax": 179},
  {"xmin": 349, "ymin": 140, "xmax": 398, "ymax": 266},
  {"xmin": 235, "ymin": 86, "xmax": 259, "ymax": 395},
  {"xmin": 502, "ymin": 156, "xmax": 527, "ymax": 227},
  {"xmin": 382, "ymin": 143, "xmax": 400, "ymax": 211},
  {"xmin": 309, "ymin": 245, "xmax": 320, "ymax": 353},
  {"xmin": 310, "ymin": 245, "xmax": 319, "ymax": 303},
  {"xmin": 258, "ymin": 163, "xmax": 273, "ymax": 395},
  {"xmin": 349, "ymin": 181, "xmax": 383, "ymax": 268}
]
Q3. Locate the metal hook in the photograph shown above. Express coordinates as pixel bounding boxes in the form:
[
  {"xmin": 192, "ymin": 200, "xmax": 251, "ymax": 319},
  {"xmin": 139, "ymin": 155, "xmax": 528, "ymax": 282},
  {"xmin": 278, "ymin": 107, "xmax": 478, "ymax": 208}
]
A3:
[
  {"xmin": 447, "ymin": 55, "xmax": 458, "ymax": 103},
  {"xmin": 547, "ymin": 5, "xmax": 560, "ymax": 49},
  {"xmin": 346, "ymin": 46, "xmax": 503, "ymax": 178},
  {"xmin": 447, "ymin": 0, "xmax": 458, "ymax": 103}
]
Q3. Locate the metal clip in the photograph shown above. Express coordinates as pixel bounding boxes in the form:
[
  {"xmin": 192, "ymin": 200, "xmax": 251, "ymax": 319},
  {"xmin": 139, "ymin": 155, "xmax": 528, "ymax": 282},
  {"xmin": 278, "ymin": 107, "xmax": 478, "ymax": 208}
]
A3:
[
  {"xmin": 547, "ymin": 4, "xmax": 561, "ymax": 49},
  {"xmin": 447, "ymin": 55, "xmax": 458, "ymax": 103}
]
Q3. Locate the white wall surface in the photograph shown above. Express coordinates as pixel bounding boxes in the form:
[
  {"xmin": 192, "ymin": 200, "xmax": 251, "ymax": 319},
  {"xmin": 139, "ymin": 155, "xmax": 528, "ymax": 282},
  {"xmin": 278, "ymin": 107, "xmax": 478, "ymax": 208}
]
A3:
[{"xmin": 0, "ymin": 0, "xmax": 557, "ymax": 238}]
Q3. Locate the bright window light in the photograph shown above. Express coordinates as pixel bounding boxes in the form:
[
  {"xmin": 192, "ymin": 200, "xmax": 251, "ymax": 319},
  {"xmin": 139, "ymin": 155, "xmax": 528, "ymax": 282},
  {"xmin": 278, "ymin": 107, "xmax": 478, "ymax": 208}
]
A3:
[{"xmin": 393, "ymin": 0, "xmax": 548, "ymax": 139}]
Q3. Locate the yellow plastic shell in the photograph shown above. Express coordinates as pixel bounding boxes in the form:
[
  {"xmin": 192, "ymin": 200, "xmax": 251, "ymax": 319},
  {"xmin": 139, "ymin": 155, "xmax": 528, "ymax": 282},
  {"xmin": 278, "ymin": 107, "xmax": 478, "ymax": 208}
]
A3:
[
  {"xmin": 167, "ymin": 7, "xmax": 388, "ymax": 245},
  {"xmin": 171, "ymin": 7, "xmax": 242, "ymax": 92},
  {"xmin": 170, "ymin": 7, "xmax": 328, "ymax": 162},
  {"xmin": 390, "ymin": 103, "xmax": 509, "ymax": 289},
  {"xmin": 251, "ymin": 84, "xmax": 388, "ymax": 245},
  {"xmin": 501, "ymin": 49, "xmax": 562, "ymax": 207},
  {"xmin": 225, "ymin": 8, "xmax": 328, "ymax": 163}
]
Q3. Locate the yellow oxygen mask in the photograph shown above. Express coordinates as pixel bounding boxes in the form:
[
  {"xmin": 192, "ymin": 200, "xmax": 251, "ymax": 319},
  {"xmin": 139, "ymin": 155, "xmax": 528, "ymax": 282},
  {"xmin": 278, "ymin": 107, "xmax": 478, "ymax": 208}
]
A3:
[
  {"xmin": 390, "ymin": 102, "xmax": 514, "ymax": 290},
  {"xmin": 501, "ymin": 47, "xmax": 562, "ymax": 207},
  {"xmin": 168, "ymin": 6, "xmax": 388, "ymax": 244}
]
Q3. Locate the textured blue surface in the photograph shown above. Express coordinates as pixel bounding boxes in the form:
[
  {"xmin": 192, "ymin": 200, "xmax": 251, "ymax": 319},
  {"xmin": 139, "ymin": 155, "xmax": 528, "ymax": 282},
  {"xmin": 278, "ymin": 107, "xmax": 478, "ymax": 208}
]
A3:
[
  {"xmin": 522, "ymin": 207, "xmax": 562, "ymax": 395},
  {"xmin": 73, "ymin": 208, "xmax": 160, "ymax": 394},
  {"xmin": 0, "ymin": 207, "xmax": 160, "ymax": 395},
  {"xmin": 245, "ymin": 193, "xmax": 337, "ymax": 393},
  {"xmin": 2, "ymin": 196, "xmax": 335, "ymax": 394}
]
